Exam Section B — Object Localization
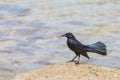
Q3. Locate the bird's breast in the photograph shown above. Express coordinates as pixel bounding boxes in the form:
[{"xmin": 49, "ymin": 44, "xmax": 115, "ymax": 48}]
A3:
[{"xmin": 67, "ymin": 39, "xmax": 77, "ymax": 51}]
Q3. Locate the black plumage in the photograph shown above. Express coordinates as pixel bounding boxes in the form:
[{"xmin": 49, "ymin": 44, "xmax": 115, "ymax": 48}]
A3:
[{"xmin": 61, "ymin": 32, "xmax": 107, "ymax": 64}]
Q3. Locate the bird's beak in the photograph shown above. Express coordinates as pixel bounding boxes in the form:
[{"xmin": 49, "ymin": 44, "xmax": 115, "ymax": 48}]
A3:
[{"xmin": 61, "ymin": 34, "xmax": 66, "ymax": 37}]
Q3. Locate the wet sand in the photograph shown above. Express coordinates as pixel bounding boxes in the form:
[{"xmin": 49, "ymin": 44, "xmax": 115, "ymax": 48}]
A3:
[{"xmin": 12, "ymin": 63, "xmax": 120, "ymax": 80}]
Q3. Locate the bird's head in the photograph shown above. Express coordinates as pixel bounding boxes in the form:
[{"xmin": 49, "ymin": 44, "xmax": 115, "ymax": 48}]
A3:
[{"xmin": 61, "ymin": 32, "xmax": 75, "ymax": 39}]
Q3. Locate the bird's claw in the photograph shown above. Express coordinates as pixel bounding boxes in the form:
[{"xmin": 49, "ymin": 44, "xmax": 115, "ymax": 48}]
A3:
[
  {"xmin": 66, "ymin": 60, "xmax": 77, "ymax": 63},
  {"xmin": 75, "ymin": 61, "xmax": 80, "ymax": 64},
  {"xmin": 66, "ymin": 61, "xmax": 71, "ymax": 63}
]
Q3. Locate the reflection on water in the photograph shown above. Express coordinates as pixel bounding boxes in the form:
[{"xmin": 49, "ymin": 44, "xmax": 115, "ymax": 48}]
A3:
[{"xmin": 0, "ymin": 0, "xmax": 120, "ymax": 80}]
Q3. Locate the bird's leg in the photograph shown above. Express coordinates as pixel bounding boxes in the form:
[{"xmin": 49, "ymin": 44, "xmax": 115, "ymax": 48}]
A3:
[
  {"xmin": 66, "ymin": 55, "xmax": 77, "ymax": 63},
  {"xmin": 76, "ymin": 55, "xmax": 80, "ymax": 64},
  {"xmin": 70, "ymin": 55, "xmax": 77, "ymax": 62}
]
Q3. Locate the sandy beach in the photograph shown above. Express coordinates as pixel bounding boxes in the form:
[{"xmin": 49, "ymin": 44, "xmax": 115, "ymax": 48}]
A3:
[{"xmin": 12, "ymin": 63, "xmax": 120, "ymax": 80}]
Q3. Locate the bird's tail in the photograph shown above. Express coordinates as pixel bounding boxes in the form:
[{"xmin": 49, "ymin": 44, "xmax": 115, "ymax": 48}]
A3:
[{"xmin": 85, "ymin": 41, "xmax": 107, "ymax": 55}]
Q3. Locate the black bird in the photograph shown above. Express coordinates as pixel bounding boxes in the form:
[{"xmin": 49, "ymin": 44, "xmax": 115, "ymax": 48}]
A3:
[{"xmin": 61, "ymin": 32, "xmax": 107, "ymax": 64}]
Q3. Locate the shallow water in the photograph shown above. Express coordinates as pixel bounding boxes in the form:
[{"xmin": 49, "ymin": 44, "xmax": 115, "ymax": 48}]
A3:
[{"xmin": 0, "ymin": 0, "xmax": 120, "ymax": 80}]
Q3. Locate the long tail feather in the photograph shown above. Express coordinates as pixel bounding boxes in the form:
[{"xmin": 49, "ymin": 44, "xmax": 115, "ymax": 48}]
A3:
[{"xmin": 85, "ymin": 41, "xmax": 107, "ymax": 55}]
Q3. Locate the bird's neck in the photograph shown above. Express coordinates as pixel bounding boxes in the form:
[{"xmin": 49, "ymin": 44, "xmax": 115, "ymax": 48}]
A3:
[{"xmin": 67, "ymin": 37, "xmax": 76, "ymax": 40}]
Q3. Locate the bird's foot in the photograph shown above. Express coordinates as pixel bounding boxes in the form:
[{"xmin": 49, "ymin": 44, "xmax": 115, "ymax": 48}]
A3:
[
  {"xmin": 75, "ymin": 61, "xmax": 80, "ymax": 64},
  {"xmin": 66, "ymin": 60, "xmax": 77, "ymax": 63},
  {"xmin": 66, "ymin": 61, "xmax": 72, "ymax": 63}
]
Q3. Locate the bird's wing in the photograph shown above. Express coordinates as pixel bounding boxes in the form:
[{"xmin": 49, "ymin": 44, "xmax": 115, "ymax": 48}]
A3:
[{"xmin": 68, "ymin": 39, "xmax": 85, "ymax": 51}]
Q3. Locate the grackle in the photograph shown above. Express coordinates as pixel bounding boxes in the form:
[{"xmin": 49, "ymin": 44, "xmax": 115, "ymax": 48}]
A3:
[{"xmin": 61, "ymin": 32, "xmax": 107, "ymax": 64}]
